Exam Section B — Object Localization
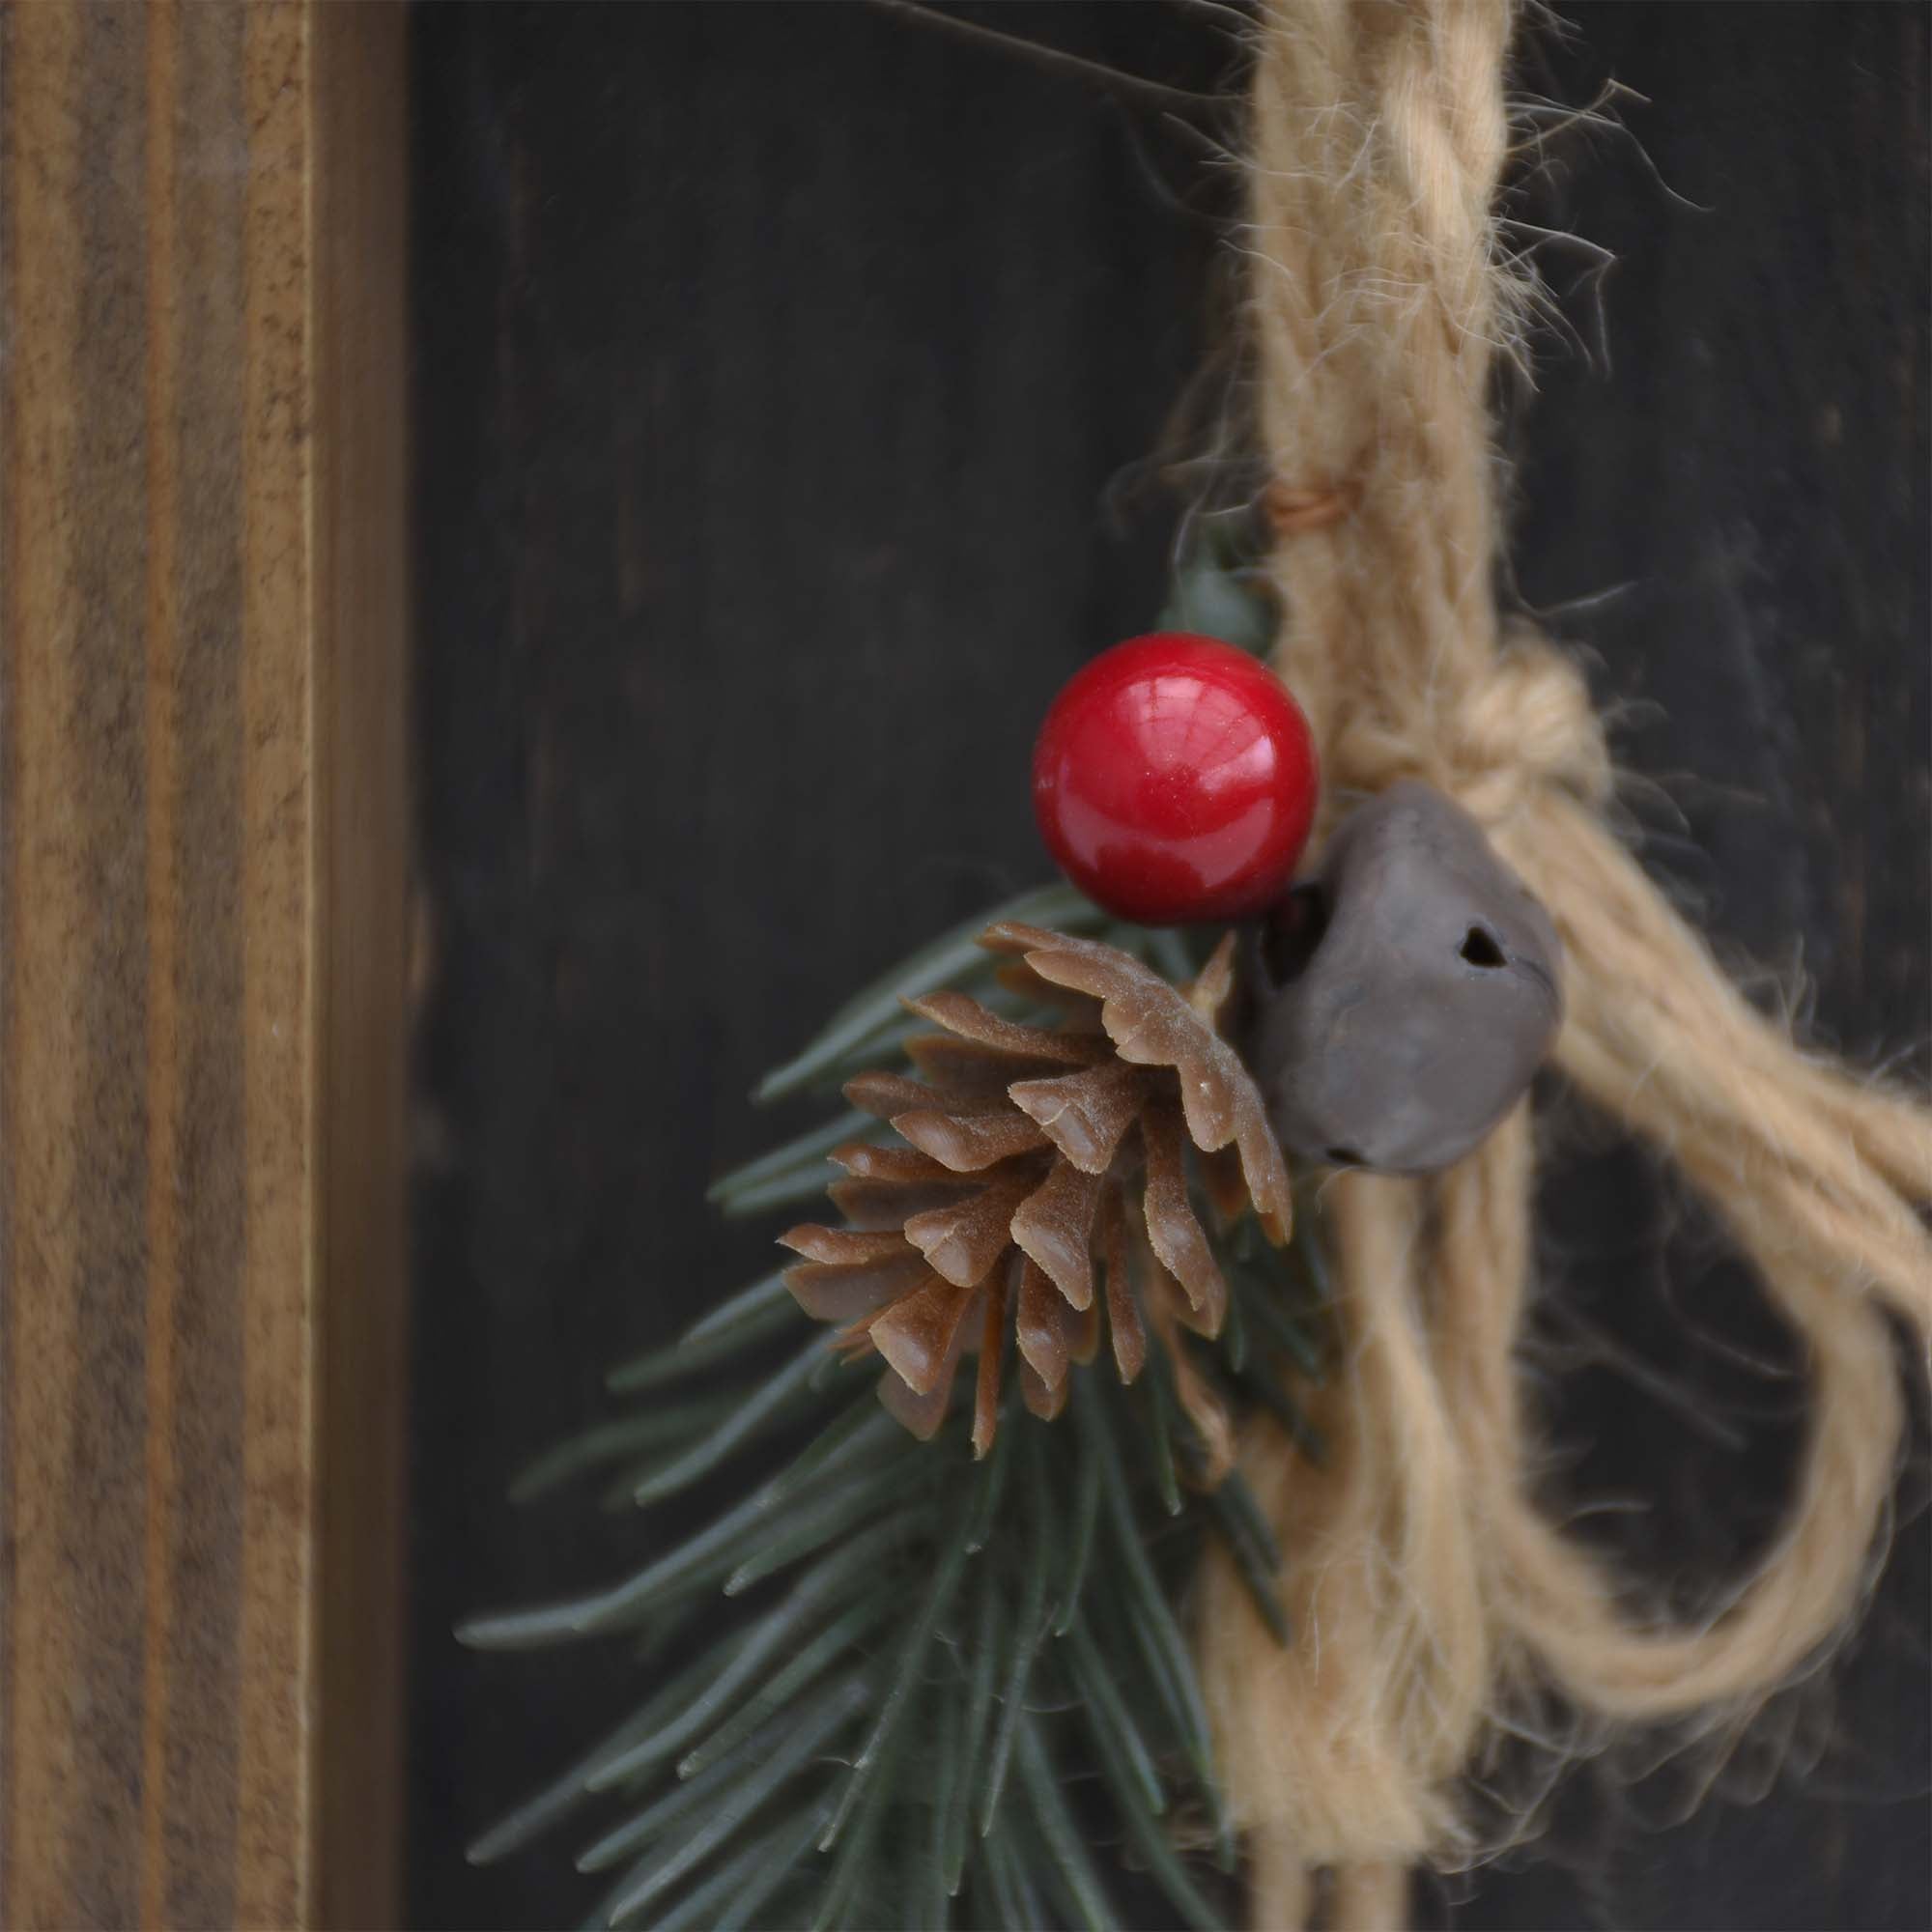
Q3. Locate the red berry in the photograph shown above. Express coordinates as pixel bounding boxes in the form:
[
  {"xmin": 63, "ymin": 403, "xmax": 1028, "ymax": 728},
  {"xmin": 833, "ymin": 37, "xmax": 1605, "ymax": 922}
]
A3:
[{"xmin": 1031, "ymin": 634, "xmax": 1320, "ymax": 925}]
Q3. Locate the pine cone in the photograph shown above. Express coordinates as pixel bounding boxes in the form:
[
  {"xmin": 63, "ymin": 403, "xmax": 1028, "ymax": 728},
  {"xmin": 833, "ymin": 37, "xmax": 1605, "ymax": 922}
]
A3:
[{"xmin": 780, "ymin": 922, "xmax": 1293, "ymax": 1462}]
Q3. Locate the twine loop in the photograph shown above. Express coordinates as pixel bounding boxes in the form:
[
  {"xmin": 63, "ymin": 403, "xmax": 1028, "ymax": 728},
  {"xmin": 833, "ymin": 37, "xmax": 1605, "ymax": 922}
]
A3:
[{"xmin": 1198, "ymin": 7, "xmax": 1932, "ymax": 1926}]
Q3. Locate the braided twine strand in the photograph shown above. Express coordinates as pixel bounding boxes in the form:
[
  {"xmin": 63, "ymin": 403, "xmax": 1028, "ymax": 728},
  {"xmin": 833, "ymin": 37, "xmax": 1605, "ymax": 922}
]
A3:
[{"xmin": 1194, "ymin": 5, "xmax": 1932, "ymax": 1927}]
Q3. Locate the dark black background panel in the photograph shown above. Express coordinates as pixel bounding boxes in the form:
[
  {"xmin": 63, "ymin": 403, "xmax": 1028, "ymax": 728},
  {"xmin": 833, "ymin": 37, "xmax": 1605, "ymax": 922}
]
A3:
[{"xmin": 408, "ymin": 6, "xmax": 1929, "ymax": 1928}]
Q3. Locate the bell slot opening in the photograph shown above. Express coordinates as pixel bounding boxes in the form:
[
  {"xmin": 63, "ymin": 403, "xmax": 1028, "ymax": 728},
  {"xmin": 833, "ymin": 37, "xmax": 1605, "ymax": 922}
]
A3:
[{"xmin": 1460, "ymin": 925, "xmax": 1507, "ymax": 969}]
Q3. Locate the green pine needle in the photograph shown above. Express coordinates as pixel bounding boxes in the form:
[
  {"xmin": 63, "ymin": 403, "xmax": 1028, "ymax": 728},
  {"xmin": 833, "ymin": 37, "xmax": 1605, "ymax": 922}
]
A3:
[
  {"xmin": 818, "ymin": 1524, "xmax": 970, "ymax": 1853},
  {"xmin": 586, "ymin": 1534, "xmax": 894, "ymax": 1793},
  {"xmin": 1140, "ymin": 1346, "xmax": 1187, "ymax": 1516},
  {"xmin": 975, "ymin": 1492, "xmax": 1052, "ymax": 1840},
  {"xmin": 722, "ymin": 1467, "xmax": 919, "ymax": 1598},
  {"xmin": 1236, "ymin": 1259, "xmax": 1329, "ymax": 1384},
  {"xmin": 757, "ymin": 1395, "xmax": 898, "ymax": 1508},
  {"xmin": 507, "ymin": 1400, "xmax": 736, "ymax": 1505},
  {"xmin": 604, "ymin": 1270, "xmax": 799, "ymax": 1392},
  {"xmin": 945, "ymin": 1563, "xmax": 1003, "ymax": 1895},
  {"xmin": 1205, "ymin": 1477, "xmax": 1293, "ymax": 1646},
  {"xmin": 1064, "ymin": 1612, "xmax": 1167, "ymax": 1817},
  {"xmin": 676, "ymin": 1605, "xmax": 889, "ymax": 1783},
  {"xmin": 928, "ymin": 1678, "xmax": 964, "ymax": 1922},
  {"xmin": 599, "ymin": 1681, "xmax": 866, "ymax": 1923},
  {"xmin": 628, "ymin": 1335, "xmax": 826, "ymax": 1504},
  {"xmin": 646, "ymin": 1805, "xmax": 829, "ymax": 1932},
  {"xmin": 705, "ymin": 1108, "xmax": 874, "ymax": 1207},
  {"xmin": 1051, "ymin": 1441, "xmax": 1103, "ymax": 1638},
  {"xmin": 677, "ymin": 1266, "xmax": 800, "ymax": 1346},
  {"xmin": 751, "ymin": 880, "xmax": 1105, "ymax": 1104},
  {"xmin": 458, "ymin": 1470, "xmax": 788, "ymax": 1648},
  {"xmin": 470, "ymin": 879, "xmax": 1332, "ymax": 1927},
  {"xmin": 1015, "ymin": 1714, "xmax": 1114, "ymax": 1932},
  {"xmin": 703, "ymin": 1804, "xmax": 833, "ymax": 1932}
]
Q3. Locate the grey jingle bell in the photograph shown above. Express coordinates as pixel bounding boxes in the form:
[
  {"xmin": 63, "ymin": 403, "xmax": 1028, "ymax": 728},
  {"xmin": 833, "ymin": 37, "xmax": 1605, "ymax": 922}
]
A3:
[{"xmin": 1244, "ymin": 780, "xmax": 1563, "ymax": 1176}]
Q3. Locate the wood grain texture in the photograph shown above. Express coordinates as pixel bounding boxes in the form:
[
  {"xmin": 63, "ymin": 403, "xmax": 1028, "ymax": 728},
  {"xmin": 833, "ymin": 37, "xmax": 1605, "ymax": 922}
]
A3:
[
  {"xmin": 407, "ymin": 5, "xmax": 1924, "ymax": 1930},
  {"xmin": 0, "ymin": 5, "xmax": 410, "ymax": 1927}
]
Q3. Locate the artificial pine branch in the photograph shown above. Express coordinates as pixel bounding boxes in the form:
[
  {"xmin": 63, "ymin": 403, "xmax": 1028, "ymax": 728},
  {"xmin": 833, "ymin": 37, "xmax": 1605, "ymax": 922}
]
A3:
[{"xmin": 464, "ymin": 882, "xmax": 1330, "ymax": 1929}]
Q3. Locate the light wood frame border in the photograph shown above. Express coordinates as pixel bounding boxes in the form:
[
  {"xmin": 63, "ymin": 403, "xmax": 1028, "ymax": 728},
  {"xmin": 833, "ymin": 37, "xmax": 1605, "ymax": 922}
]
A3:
[{"xmin": 1, "ymin": 5, "xmax": 410, "ymax": 1925}]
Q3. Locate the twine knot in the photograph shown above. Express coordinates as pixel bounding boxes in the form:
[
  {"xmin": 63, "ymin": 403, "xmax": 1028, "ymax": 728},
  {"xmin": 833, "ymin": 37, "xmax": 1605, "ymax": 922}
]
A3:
[{"xmin": 1323, "ymin": 635, "xmax": 1611, "ymax": 827}]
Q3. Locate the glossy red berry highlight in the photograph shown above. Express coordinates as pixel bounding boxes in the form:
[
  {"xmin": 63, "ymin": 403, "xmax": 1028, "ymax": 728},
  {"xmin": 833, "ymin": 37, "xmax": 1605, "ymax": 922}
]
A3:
[{"xmin": 1031, "ymin": 634, "xmax": 1320, "ymax": 925}]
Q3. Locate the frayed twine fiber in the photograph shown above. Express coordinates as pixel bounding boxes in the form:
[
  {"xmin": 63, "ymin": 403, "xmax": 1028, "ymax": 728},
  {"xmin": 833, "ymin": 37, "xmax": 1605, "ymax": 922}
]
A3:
[{"xmin": 1193, "ymin": 3, "xmax": 1932, "ymax": 1926}]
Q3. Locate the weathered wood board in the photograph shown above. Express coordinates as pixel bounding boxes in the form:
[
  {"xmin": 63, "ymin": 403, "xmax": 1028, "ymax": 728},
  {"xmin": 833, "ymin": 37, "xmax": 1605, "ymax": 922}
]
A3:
[{"xmin": 0, "ymin": 5, "xmax": 410, "ymax": 1925}]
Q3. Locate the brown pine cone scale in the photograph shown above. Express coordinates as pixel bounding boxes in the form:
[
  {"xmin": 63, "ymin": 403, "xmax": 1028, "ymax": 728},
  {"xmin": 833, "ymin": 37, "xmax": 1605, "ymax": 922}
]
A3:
[{"xmin": 779, "ymin": 922, "xmax": 1293, "ymax": 1459}]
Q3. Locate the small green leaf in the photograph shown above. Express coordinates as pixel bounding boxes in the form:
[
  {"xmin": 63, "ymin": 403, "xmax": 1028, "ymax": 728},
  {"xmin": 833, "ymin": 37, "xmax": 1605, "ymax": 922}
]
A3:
[{"xmin": 1157, "ymin": 512, "xmax": 1277, "ymax": 658}]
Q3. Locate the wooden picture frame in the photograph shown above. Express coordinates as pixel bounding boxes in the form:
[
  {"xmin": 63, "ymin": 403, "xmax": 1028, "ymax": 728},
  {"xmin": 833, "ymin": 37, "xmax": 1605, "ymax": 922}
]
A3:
[{"xmin": 1, "ymin": 5, "xmax": 409, "ymax": 1925}]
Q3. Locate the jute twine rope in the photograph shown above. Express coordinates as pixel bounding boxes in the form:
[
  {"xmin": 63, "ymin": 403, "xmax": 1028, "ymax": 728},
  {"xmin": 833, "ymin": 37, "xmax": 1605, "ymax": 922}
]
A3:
[{"xmin": 1194, "ymin": 5, "xmax": 1932, "ymax": 1926}]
